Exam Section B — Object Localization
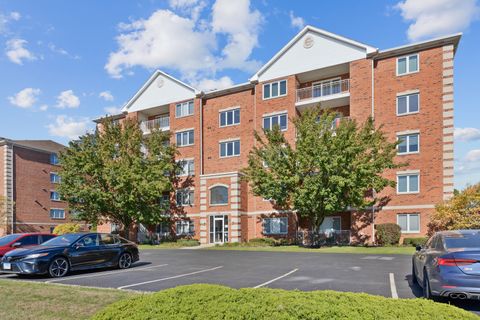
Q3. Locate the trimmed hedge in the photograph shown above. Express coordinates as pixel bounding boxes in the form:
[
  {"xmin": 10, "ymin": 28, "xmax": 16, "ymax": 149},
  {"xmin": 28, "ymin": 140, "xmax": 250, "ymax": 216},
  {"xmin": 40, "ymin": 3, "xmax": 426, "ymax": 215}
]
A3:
[
  {"xmin": 52, "ymin": 223, "xmax": 81, "ymax": 235},
  {"xmin": 92, "ymin": 284, "xmax": 476, "ymax": 320},
  {"xmin": 376, "ymin": 223, "xmax": 401, "ymax": 246},
  {"xmin": 403, "ymin": 237, "xmax": 428, "ymax": 247}
]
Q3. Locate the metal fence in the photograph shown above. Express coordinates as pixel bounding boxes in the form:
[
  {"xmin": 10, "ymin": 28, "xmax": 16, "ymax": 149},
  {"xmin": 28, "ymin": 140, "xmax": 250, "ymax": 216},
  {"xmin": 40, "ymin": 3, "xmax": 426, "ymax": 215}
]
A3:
[{"xmin": 296, "ymin": 230, "xmax": 351, "ymax": 247}]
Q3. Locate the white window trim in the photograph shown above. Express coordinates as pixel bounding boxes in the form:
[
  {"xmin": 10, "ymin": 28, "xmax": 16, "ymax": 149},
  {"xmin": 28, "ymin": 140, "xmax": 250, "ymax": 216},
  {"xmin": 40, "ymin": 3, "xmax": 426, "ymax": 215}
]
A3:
[
  {"xmin": 50, "ymin": 208, "xmax": 66, "ymax": 219},
  {"xmin": 263, "ymin": 112, "xmax": 288, "ymax": 132},
  {"xmin": 396, "ymin": 92, "xmax": 420, "ymax": 116},
  {"xmin": 175, "ymin": 100, "xmax": 194, "ymax": 119},
  {"xmin": 218, "ymin": 106, "xmax": 240, "ymax": 113},
  {"xmin": 263, "ymin": 79, "xmax": 288, "ymax": 100},
  {"xmin": 312, "ymin": 77, "xmax": 342, "ymax": 91},
  {"xmin": 208, "ymin": 183, "xmax": 229, "ymax": 189},
  {"xmin": 176, "ymin": 189, "xmax": 194, "ymax": 207},
  {"xmin": 319, "ymin": 216, "xmax": 342, "ymax": 232},
  {"xmin": 176, "ymin": 220, "xmax": 194, "ymax": 235},
  {"xmin": 175, "ymin": 129, "xmax": 195, "ymax": 147},
  {"xmin": 177, "ymin": 159, "xmax": 195, "ymax": 177},
  {"xmin": 219, "ymin": 139, "xmax": 240, "ymax": 158},
  {"xmin": 396, "ymin": 53, "xmax": 420, "ymax": 76},
  {"xmin": 263, "ymin": 217, "xmax": 288, "ymax": 235},
  {"xmin": 262, "ymin": 110, "xmax": 288, "ymax": 117},
  {"xmin": 397, "ymin": 213, "xmax": 420, "ymax": 233},
  {"xmin": 397, "ymin": 172, "xmax": 420, "ymax": 194},
  {"xmin": 219, "ymin": 107, "xmax": 240, "ymax": 128},
  {"xmin": 50, "ymin": 172, "xmax": 60, "ymax": 183},
  {"xmin": 50, "ymin": 190, "xmax": 61, "ymax": 202},
  {"xmin": 397, "ymin": 132, "xmax": 420, "ymax": 155}
]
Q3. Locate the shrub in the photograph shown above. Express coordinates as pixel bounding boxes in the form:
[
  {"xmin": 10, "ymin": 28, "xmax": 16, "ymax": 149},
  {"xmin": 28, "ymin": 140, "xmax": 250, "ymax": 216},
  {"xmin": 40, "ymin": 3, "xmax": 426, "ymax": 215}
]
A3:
[
  {"xmin": 248, "ymin": 237, "xmax": 277, "ymax": 246},
  {"xmin": 92, "ymin": 284, "xmax": 476, "ymax": 320},
  {"xmin": 375, "ymin": 223, "xmax": 401, "ymax": 246},
  {"xmin": 52, "ymin": 223, "xmax": 81, "ymax": 235},
  {"xmin": 176, "ymin": 239, "xmax": 200, "ymax": 247},
  {"xmin": 403, "ymin": 237, "xmax": 428, "ymax": 247}
]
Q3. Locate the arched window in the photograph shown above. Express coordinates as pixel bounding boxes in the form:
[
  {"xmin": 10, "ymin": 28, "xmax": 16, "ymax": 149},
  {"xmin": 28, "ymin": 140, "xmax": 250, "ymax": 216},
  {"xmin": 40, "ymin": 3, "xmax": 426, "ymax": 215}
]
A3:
[{"xmin": 210, "ymin": 186, "xmax": 228, "ymax": 205}]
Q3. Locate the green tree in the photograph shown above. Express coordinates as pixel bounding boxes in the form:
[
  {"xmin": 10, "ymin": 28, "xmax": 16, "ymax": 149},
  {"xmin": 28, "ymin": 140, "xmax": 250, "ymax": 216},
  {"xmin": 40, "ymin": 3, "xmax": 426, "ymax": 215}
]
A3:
[
  {"xmin": 53, "ymin": 223, "xmax": 81, "ymax": 235},
  {"xmin": 429, "ymin": 183, "xmax": 480, "ymax": 234},
  {"xmin": 242, "ymin": 108, "xmax": 401, "ymax": 235},
  {"xmin": 58, "ymin": 118, "xmax": 181, "ymax": 239}
]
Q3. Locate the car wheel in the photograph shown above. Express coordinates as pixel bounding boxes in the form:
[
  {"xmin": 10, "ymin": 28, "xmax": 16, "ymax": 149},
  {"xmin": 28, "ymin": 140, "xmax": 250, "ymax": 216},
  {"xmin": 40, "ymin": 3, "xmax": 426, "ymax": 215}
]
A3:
[
  {"xmin": 48, "ymin": 257, "xmax": 69, "ymax": 278},
  {"xmin": 118, "ymin": 253, "xmax": 132, "ymax": 269},
  {"xmin": 423, "ymin": 270, "xmax": 432, "ymax": 299},
  {"xmin": 412, "ymin": 262, "xmax": 418, "ymax": 285}
]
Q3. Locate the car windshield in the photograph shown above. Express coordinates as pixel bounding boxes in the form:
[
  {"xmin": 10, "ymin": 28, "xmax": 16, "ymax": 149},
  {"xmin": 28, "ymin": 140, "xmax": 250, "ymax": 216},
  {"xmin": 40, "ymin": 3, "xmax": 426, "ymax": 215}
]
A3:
[
  {"xmin": 41, "ymin": 234, "xmax": 83, "ymax": 246},
  {"xmin": 444, "ymin": 233, "xmax": 480, "ymax": 249},
  {"xmin": 0, "ymin": 234, "xmax": 20, "ymax": 246}
]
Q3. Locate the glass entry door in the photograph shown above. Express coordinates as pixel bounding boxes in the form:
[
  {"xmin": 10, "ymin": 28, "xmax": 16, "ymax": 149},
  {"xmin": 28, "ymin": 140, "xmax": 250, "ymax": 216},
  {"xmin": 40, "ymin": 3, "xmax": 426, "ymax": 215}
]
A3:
[{"xmin": 209, "ymin": 215, "xmax": 228, "ymax": 243}]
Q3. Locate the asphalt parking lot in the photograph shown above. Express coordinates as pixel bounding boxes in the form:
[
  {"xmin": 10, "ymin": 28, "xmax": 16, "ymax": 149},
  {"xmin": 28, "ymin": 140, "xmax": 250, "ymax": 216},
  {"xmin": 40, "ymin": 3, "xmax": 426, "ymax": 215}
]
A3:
[{"xmin": 1, "ymin": 249, "xmax": 479, "ymax": 314}]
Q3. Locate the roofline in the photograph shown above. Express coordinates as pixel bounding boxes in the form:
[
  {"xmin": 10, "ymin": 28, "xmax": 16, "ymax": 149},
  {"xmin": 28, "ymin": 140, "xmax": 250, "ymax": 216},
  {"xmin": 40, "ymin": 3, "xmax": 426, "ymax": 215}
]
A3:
[
  {"xmin": 93, "ymin": 111, "xmax": 127, "ymax": 124},
  {"xmin": 250, "ymin": 25, "xmax": 378, "ymax": 82},
  {"xmin": 371, "ymin": 33, "xmax": 462, "ymax": 60},
  {"xmin": 122, "ymin": 70, "xmax": 200, "ymax": 112},
  {"xmin": 0, "ymin": 138, "xmax": 65, "ymax": 154},
  {"xmin": 202, "ymin": 82, "xmax": 254, "ymax": 99}
]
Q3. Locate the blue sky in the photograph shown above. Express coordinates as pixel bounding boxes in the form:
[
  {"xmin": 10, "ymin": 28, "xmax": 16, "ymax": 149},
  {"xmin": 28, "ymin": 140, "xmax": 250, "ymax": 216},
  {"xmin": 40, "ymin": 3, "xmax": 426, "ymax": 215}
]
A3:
[{"xmin": 0, "ymin": 0, "xmax": 479, "ymax": 189}]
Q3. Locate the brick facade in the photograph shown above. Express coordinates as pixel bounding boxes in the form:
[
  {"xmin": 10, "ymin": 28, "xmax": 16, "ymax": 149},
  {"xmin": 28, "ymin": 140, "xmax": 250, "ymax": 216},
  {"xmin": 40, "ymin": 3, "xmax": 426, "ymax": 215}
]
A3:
[{"xmin": 99, "ymin": 27, "xmax": 460, "ymax": 245}]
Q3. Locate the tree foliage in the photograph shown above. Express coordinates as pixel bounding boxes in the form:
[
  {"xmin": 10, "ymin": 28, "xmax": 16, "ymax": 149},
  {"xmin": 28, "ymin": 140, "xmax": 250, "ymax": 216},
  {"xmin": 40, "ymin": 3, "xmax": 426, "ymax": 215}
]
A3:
[
  {"xmin": 242, "ymin": 108, "xmax": 401, "ymax": 231},
  {"xmin": 53, "ymin": 223, "xmax": 81, "ymax": 235},
  {"xmin": 429, "ymin": 183, "xmax": 480, "ymax": 234},
  {"xmin": 58, "ymin": 118, "xmax": 180, "ymax": 238}
]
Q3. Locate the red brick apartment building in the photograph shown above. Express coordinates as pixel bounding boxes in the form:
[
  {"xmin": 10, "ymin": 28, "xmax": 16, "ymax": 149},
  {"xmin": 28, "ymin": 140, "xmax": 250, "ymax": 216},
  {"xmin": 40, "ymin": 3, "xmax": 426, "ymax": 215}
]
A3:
[
  {"xmin": 97, "ymin": 26, "xmax": 460, "ymax": 244},
  {"xmin": 0, "ymin": 138, "xmax": 76, "ymax": 236}
]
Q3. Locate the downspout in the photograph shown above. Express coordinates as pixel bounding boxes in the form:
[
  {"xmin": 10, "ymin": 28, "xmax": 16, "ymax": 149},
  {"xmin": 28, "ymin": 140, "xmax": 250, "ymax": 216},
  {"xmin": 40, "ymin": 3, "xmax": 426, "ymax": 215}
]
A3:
[
  {"xmin": 199, "ymin": 94, "xmax": 204, "ymax": 176},
  {"xmin": 371, "ymin": 58, "xmax": 376, "ymax": 245}
]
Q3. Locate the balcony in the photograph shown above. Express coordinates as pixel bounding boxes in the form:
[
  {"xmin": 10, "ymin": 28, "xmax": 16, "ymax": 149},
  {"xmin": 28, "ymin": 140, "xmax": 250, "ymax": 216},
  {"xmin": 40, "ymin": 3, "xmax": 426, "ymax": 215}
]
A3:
[
  {"xmin": 140, "ymin": 116, "xmax": 170, "ymax": 134},
  {"xmin": 296, "ymin": 79, "xmax": 350, "ymax": 110}
]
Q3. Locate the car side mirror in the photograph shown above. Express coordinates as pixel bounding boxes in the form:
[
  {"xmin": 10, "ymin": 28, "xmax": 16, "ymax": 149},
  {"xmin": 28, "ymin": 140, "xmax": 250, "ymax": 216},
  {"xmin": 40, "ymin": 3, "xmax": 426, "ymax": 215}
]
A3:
[
  {"xmin": 415, "ymin": 245, "xmax": 422, "ymax": 251},
  {"xmin": 11, "ymin": 242, "xmax": 21, "ymax": 248},
  {"xmin": 74, "ymin": 243, "xmax": 84, "ymax": 250}
]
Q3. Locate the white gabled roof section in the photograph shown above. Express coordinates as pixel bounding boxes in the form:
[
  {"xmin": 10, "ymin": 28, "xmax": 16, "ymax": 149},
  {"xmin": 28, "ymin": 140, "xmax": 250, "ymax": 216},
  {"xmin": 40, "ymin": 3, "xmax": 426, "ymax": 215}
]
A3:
[
  {"xmin": 123, "ymin": 70, "xmax": 199, "ymax": 113},
  {"xmin": 250, "ymin": 25, "xmax": 377, "ymax": 83}
]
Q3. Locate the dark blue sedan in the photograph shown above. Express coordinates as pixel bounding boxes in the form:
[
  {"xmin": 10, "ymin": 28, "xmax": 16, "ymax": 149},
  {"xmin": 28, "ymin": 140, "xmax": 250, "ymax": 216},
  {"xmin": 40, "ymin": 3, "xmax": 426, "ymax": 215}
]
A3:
[
  {"xmin": 0, "ymin": 233, "xmax": 139, "ymax": 277},
  {"xmin": 412, "ymin": 230, "xmax": 480, "ymax": 300}
]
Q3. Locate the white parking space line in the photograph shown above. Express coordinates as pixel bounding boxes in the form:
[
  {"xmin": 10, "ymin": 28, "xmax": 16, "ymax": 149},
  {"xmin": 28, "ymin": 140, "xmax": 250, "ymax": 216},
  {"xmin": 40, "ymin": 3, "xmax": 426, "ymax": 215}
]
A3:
[
  {"xmin": 389, "ymin": 273, "xmax": 398, "ymax": 299},
  {"xmin": 0, "ymin": 274, "xmax": 16, "ymax": 278},
  {"xmin": 253, "ymin": 268, "xmax": 299, "ymax": 288},
  {"xmin": 117, "ymin": 266, "xmax": 224, "ymax": 290},
  {"xmin": 46, "ymin": 264, "xmax": 168, "ymax": 283}
]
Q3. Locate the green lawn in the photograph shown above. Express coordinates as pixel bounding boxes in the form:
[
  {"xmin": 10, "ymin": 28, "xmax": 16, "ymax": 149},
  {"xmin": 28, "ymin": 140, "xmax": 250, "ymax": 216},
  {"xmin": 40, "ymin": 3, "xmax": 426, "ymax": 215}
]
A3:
[
  {"xmin": 138, "ymin": 240, "xmax": 200, "ymax": 250},
  {"xmin": 204, "ymin": 245, "xmax": 416, "ymax": 255},
  {"xmin": 0, "ymin": 279, "xmax": 138, "ymax": 320}
]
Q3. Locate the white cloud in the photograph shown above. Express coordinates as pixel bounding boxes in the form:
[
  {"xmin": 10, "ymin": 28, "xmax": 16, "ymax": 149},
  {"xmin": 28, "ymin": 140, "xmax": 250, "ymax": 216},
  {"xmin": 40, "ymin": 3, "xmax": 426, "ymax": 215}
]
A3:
[
  {"xmin": 8, "ymin": 88, "xmax": 41, "ymax": 108},
  {"xmin": 56, "ymin": 90, "xmax": 80, "ymax": 109},
  {"xmin": 289, "ymin": 11, "xmax": 305, "ymax": 30},
  {"xmin": 106, "ymin": 0, "xmax": 263, "ymax": 81},
  {"xmin": 47, "ymin": 115, "xmax": 90, "ymax": 139},
  {"xmin": 103, "ymin": 106, "xmax": 123, "ymax": 115},
  {"xmin": 47, "ymin": 43, "xmax": 81, "ymax": 60},
  {"xmin": 455, "ymin": 127, "xmax": 480, "ymax": 142},
  {"xmin": 5, "ymin": 38, "xmax": 37, "ymax": 65},
  {"xmin": 99, "ymin": 91, "xmax": 114, "ymax": 101},
  {"xmin": 105, "ymin": 10, "xmax": 216, "ymax": 79},
  {"xmin": 0, "ymin": 11, "xmax": 20, "ymax": 34},
  {"xmin": 39, "ymin": 104, "xmax": 48, "ymax": 111},
  {"xmin": 192, "ymin": 76, "xmax": 234, "ymax": 92},
  {"xmin": 395, "ymin": 0, "xmax": 480, "ymax": 41},
  {"xmin": 10, "ymin": 12, "xmax": 21, "ymax": 21},
  {"xmin": 466, "ymin": 149, "xmax": 480, "ymax": 162},
  {"xmin": 211, "ymin": 0, "xmax": 262, "ymax": 72}
]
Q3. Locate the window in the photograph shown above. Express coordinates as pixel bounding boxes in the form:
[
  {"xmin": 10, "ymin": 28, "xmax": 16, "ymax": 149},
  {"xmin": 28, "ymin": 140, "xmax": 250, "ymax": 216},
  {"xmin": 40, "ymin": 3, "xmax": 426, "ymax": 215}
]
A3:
[
  {"xmin": 175, "ymin": 100, "xmax": 194, "ymax": 118},
  {"xmin": 397, "ymin": 54, "xmax": 418, "ymax": 75},
  {"xmin": 176, "ymin": 130, "xmax": 194, "ymax": 147},
  {"xmin": 50, "ymin": 191, "xmax": 61, "ymax": 201},
  {"xmin": 263, "ymin": 79, "xmax": 287, "ymax": 99},
  {"xmin": 397, "ymin": 213, "xmax": 420, "ymax": 233},
  {"xmin": 176, "ymin": 189, "xmax": 194, "ymax": 206},
  {"xmin": 397, "ymin": 93, "xmax": 419, "ymax": 115},
  {"xmin": 263, "ymin": 113, "xmax": 287, "ymax": 131},
  {"xmin": 220, "ymin": 140, "xmax": 240, "ymax": 158},
  {"xmin": 176, "ymin": 220, "xmax": 194, "ymax": 235},
  {"xmin": 41, "ymin": 234, "xmax": 56, "ymax": 243},
  {"xmin": 50, "ymin": 173, "xmax": 61, "ymax": 183},
  {"xmin": 18, "ymin": 235, "xmax": 39, "ymax": 246},
  {"xmin": 100, "ymin": 234, "xmax": 117, "ymax": 245},
  {"xmin": 397, "ymin": 173, "xmax": 419, "ymax": 194},
  {"xmin": 155, "ymin": 223, "xmax": 170, "ymax": 236},
  {"xmin": 50, "ymin": 153, "xmax": 59, "ymax": 165},
  {"xmin": 50, "ymin": 208, "xmax": 65, "ymax": 219},
  {"xmin": 220, "ymin": 108, "xmax": 240, "ymax": 127},
  {"xmin": 177, "ymin": 159, "xmax": 194, "ymax": 176},
  {"xmin": 397, "ymin": 133, "xmax": 419, "ymax": 154},
  {"xmin": 210, "ymin": 186, "xmax": 228, "ymax": 205},
  {"xmin": 263, "ymin": 217, "xmax": 288, "ymax": 235},
  {"xmin": 77, "ymin": 234, "xmax": 99, "ymax": 247}
]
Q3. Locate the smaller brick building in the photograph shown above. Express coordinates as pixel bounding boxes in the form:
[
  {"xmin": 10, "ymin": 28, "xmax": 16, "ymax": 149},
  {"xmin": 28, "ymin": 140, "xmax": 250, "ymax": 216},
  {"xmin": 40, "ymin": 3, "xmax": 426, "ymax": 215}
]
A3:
[{"xmin": 0, "ymin": 138, "xmax": 81, "ymax": 236}]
